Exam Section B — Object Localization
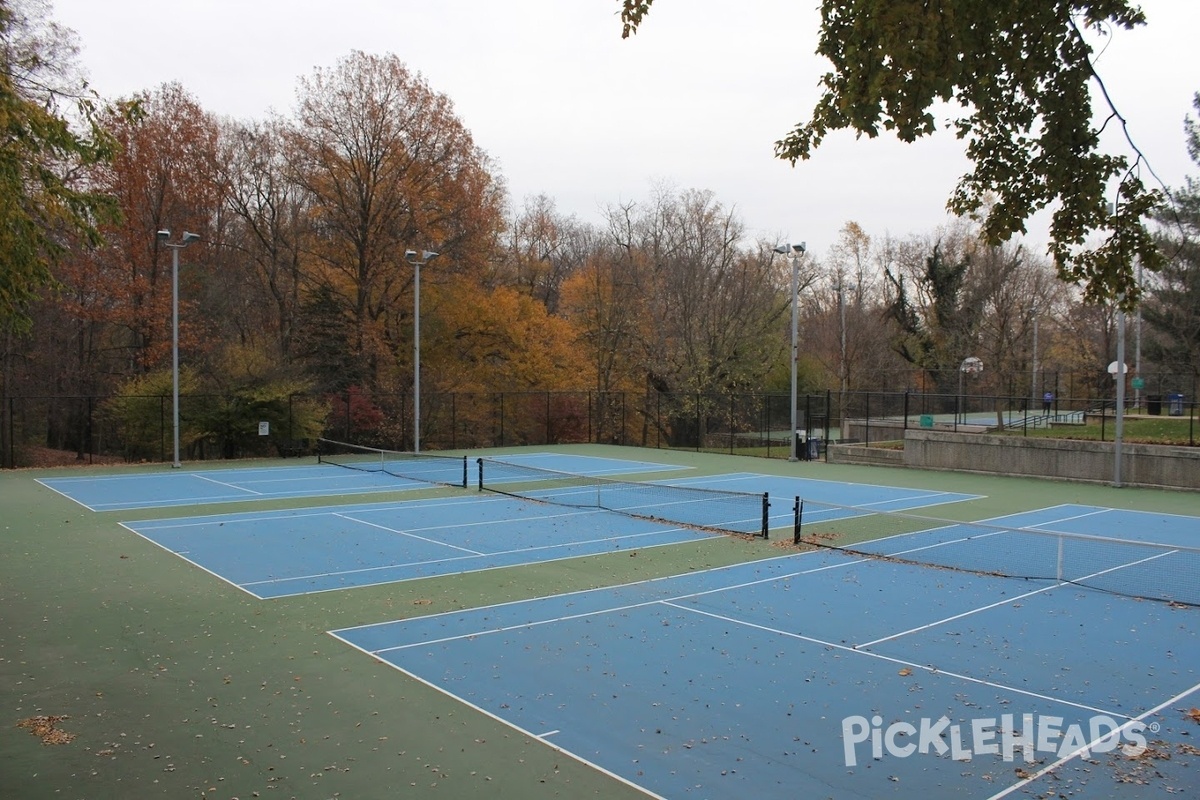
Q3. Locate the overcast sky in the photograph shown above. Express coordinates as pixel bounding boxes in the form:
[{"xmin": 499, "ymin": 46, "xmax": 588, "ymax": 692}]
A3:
[{"xmin": 50, "ymin": 0, "xmax": 1200, "ymax": 259}]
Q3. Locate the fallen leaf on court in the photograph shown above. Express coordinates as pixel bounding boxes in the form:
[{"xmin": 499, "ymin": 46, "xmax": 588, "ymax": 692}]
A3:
[
  {"xmin": 16, "ymin": 715, "xmax": 76, "ymax": 745},
  {"xmin": 1187, "ymin": 708, "xmax": 1200, "ymax": 724},
  {"xmin": 413, "ymin": 599, "xmax": 432, "ymax": 605},
  {"xmin": 898, "ymin": 668, "xmax": 912, "ymax": 676}
]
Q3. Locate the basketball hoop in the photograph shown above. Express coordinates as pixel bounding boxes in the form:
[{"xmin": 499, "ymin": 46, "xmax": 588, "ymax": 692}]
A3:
[{"xmin": 960, "ymin": 356, "xmax": 984, "ymax": 375}]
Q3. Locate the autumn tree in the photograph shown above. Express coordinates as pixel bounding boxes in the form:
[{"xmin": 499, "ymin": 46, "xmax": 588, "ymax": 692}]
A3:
[
  {"xmin": 560, "ymin": 239, "xmax": 644, "ymax": 395},
  {"xmin": 286, "ymin": 50, "xmax": 505, "ymax": 397},
  {"xmin": 0, "ymin": 0, "xmax": 118, "ymax": 337},
  {"xmin": 54, "ymin": 82, "xmax": 221, "ymax": 385},
  {"xmin": 502, "ymin": 194, "xmax": 593, "ymax": 313},
  {"xmin": 618, "ymin": 0, "xmax": 1164, "ymax": 305}
]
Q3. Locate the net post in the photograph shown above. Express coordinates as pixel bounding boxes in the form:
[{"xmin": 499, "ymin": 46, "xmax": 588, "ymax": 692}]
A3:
[
  {"xmin": 793, "ymin": 496, "xmax": 803, "ymax": 545},
  {"xmin": 476, "ymin": 457, "xmax": 484, "ymax": 490},
  {"xmin": 760, "ymin": 493, "xmax": 769, "ymax": 539},
  {"xmin": 1056, "ymin": 533, "xmax": 1064, "ymax": 583},
  {"xmin": 460, "ymin": 455, "xmax": 468, "ymax": 488}
]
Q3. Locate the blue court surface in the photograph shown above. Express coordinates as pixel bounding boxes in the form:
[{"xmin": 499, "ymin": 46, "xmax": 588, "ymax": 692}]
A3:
[
  {"xmin": 660, "ymin": 471, "xmax": 979, "ymax": 512},
  {"xmin": 119, "ymin": 475, "xmax": 977, "ymax": 599},
  {"xmin": 37, "ymin": 453, "xmax": 683, "ymax": 511},
  {"xmin": 121, "ymin": 493, "xmax": 718, "ymax": 599},
  {"xmin": 332, "ymin": 504, "xmax": 1200, "ymax": 800}
]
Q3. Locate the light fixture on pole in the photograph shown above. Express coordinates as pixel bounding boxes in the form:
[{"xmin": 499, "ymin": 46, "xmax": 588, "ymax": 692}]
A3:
[
  {"xmin": 774, "ymin": 242, "xmax": 806, "ymax": 461},
  {"xmin": 404, "ymin": 249, "xmax": 439, "ymax": 453},
  {"xmin": 156, "ymin": 229, "xmax": 201, "ymax": 468},
  {"xmin": 958, "ymin": 356, "xmax": 983, "ymax": 425}
]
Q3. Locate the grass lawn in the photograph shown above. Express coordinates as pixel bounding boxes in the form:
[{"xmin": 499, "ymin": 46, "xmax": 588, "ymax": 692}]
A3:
[{"xmin": 1010, "ymin": 415, "xmax": 1197, "ymax": 445}]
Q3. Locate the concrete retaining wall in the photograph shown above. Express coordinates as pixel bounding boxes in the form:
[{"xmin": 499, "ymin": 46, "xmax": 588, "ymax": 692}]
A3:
[
  {"xmin": 827, "ymin": 443, "xmax": 905, "ymax": 467},
  {"xmin": 900, "ymin": 429, "xmax": 1200, "ymax": 490}
]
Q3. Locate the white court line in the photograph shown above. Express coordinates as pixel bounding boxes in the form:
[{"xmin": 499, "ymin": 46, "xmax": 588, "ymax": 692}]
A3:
[
  {"xmin": 326, "ymin": 632, "xmax": 667, "ymax": 800},
  {"xmin": 118, "ymin": 522, "xmax": 263, "ymax": 599},
  {"xmin": 242, "ymin": 526, "xmax": 703, "ymax": 589},
  {"xmin": 369, "ymin": 584, "xmax": 1132, "ymax": 722},
  {"xmin": 661, "ymin": 601, "xmax": 1134, "ymax": 722},
  {"xmin": 333, "ymin": 512, "xmax": 486, "ymax": 556},
  {"xmin": 854, "ymin": 549, "xmax": 1178, "ymax": 649},
  {"xmin": 193, "ymin": 473, "xmax": 264, "ymax": 495},
  {"xmin": 985, "ymin": 678, "xmax": 1200, "ymax": 800},
  {"xmin": 125, "ymin": 496, "xmax": 590, "ymax": 531}
]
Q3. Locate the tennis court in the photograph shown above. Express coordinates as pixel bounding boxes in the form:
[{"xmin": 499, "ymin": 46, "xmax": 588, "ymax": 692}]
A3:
[
  {"xmin": 37, "ymin": 452, "xmax": 682, "ymax": 511},
  {"xmin": 6, "ymin": 444, "xmax": 1200, "ymax": 800},
  {"xmin": 122, "ymin": 493, "xmax": 722, "ymax": 599},
  {"xmin": 333, "ymin": 503, "xmax": 1200, "ymax": 799},
  {"xmin": 118, "ymin": 462, "xmax": 979, "ymax": 600}
]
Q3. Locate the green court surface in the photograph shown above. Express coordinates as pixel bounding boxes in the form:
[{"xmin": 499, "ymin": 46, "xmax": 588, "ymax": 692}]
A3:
[{"xmin": 2, "ymin": 444, "xmax": 1199, "ymax": 800}]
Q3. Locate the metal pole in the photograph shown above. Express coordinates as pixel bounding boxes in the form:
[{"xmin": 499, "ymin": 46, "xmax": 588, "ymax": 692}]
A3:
[
  {"xmin": 1114, "ymin": 306, "xmax": 1126, "ymax": 487},
  {"xmin": 1135, "ymin": 261, "xmax": 1142, "ymax": 409},
  {"xmin": 405, "ymin": 249, "xmax": 439, "ymax": 452},
  {"xmin": 1031, "ymin": 304, "xmax": 1039, "ymax": 412},
  {"xmin": 414, "ymin": 259, "xmax": 421, "ymax": 453},
  {"xmin": 789, "ymin": 254, "xmax": 799, "ymax": 462},
  {"xmin": 171, "ymin": 245, "xmax": 180, "ymax": 468}
]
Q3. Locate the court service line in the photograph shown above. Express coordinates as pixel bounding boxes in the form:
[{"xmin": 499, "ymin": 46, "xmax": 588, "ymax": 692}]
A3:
[
  {"xmin": 242, "ymin": 526, "xmax": 703, "ymax": 588},
  {"xmin": 854, "ymin": 549, "xmax": 1175, "ymax": 649},
  {"xmin": 660, "ymin": 601, "xmax": 1134, "ymax": 723},
  {"xmin": 127, "ymin": 498, "xmax": 599, "ymax": 531},
  {"xmin": 364, "ymin": 551, "xmax": 980, "ymax": 656},
  {"xmin": 1021, "ymin": 506, "xmax": 1111, "ymax": 529},
  {"xmin": 333, "ymin": 512, "xmax": 486, "ymax": 556},
  {"xmin": 192, "ymin": 473, "xmax": 265, "ymax": 495}
]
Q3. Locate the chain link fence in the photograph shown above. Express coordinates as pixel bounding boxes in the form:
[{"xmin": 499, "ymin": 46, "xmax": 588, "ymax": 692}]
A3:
[{"xmin": 3, "ymin": 387, "xmax": 1195, "ymax": 468}]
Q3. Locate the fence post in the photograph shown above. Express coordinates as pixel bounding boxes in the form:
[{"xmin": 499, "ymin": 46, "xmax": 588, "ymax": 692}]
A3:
[
  {"xmin": 864, "ymin": 392, "xmax": 871, "ymax": 444},
  {"xmin": 729, "ymin": 393, "xmax": 735, "ymax": 455},
  {"xmin": 826, "ymin": 390, "xmax": 832, "ymax": 461},
  {"xmin": 161, "ymin": 394, "xmax": 167, "ymax": 463}
]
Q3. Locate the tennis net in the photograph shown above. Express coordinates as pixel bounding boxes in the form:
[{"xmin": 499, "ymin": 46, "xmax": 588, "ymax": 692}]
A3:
[
  {"xmin": 317, "ymin": 438, "xmax": 468, "ymax": 488},
  {"xmin": 476, "ymin": 457, "xmax": 769, "ymax": 538},
  {"xmin": 792, "ymin": 498, "xmax": 1200, "ymax": 607}
]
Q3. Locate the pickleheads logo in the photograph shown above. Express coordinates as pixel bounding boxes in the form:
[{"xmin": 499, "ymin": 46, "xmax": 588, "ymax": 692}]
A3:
[{"xmin": 841, "ymin": 713, "xmax": 1149, "ymax": 767}]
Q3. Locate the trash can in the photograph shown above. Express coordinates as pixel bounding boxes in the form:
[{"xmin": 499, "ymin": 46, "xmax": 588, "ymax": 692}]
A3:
[
  {"xmin": 1147, "ymin": 395, "xmax": 1162, "ymax": 416},
  {"xmin": 1168, "ymin": 393, "xmax": 1185, "ymax": 416},
  {"xmin": 808, "ymin": 437, "xmax": 821, "ymax": 460}
]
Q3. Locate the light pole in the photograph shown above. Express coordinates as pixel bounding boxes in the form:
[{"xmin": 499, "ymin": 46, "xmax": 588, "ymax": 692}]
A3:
[
  {"xmin": 404, "ymin": 249, "xmax": 439, "ymax": 453},
  {"xmin": 156, "ymin": 230, "xmax": 200, "ymax": 468},
  {"xmin": 1031, "ymin": 302, "xmax": 1039, "ymax": 412},
  {"xmin": 958, "ymin": 356, "xmax": 983, "ymax": 425},
  {"xmin": 774, "ymin": 242, "xmax": 806, "ymax": 461},
  {"xmin": 1112, "ymin": 305, "xmax": 1127, "ymax": 488}
]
